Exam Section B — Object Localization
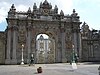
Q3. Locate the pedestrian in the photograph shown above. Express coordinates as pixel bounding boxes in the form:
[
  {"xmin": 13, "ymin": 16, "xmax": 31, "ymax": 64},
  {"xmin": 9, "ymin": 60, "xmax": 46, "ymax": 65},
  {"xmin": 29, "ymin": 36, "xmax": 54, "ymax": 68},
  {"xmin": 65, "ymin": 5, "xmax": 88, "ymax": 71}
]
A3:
[{"xmin": 98, "ymin": 66, "xmax": 100, "ymax": 75}]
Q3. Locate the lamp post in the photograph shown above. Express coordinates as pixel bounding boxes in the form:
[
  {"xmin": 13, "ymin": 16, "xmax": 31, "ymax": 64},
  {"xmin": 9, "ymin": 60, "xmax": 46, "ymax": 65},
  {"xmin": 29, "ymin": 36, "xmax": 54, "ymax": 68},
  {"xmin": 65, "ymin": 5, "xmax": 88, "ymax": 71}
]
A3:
[{"xmin": 21, "ymin": 44, "xmax": 24, "ymax": 65}]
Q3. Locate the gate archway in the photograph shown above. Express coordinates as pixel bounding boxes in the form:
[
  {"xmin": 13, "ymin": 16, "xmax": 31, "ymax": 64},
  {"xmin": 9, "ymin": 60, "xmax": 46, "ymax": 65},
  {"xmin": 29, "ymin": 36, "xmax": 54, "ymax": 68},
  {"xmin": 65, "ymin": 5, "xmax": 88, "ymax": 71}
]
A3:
[
  {"xmin": 5, "ymin": 0, "xmax": 81, "ymax": 64},
  {"xmin": 36, "ymin": 34, "xmax": 55, "ymax": 63}
]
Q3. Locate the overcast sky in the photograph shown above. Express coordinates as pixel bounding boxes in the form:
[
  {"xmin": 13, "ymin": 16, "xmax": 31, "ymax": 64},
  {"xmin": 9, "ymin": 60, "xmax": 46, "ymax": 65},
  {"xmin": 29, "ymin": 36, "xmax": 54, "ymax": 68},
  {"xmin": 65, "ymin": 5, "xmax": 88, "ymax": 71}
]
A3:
[{"xmin": 0, "ymin": 0, "xmax": 100, "ymax": 31}]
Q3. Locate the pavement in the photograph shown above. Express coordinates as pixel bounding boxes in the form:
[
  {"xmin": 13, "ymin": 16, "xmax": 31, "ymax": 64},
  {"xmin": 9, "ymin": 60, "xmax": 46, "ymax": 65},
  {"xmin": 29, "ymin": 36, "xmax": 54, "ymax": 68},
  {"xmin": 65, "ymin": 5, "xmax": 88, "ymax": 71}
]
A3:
[{"xmin": 0, "ymin": 63, "xmax": 99, "ymax": 75}]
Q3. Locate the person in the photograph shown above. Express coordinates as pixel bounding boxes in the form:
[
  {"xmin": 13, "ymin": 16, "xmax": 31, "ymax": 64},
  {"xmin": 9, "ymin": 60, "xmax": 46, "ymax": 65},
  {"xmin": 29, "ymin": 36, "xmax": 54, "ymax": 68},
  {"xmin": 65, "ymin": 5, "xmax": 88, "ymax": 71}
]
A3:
[
  {"xmin": 98, "ymin": 66, "xmax": 100, "ymax": 75},
  {"xmin": 75, "ymin": 53, "xmax": 79, "ymax": 64},
  {"xmin": 29, "ymin": 54, "xmax": 34, "ymax": 66}
]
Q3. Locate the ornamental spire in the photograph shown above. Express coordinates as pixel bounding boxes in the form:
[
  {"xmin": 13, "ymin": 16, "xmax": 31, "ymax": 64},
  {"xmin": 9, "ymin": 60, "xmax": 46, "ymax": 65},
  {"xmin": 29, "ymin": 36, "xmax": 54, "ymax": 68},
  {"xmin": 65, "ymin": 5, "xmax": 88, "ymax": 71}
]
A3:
[
  {"xmin": 9, "ymin": 4, "xmax": 16, "ymax": 12},
  {"xmin": 27, "ymin": 7, "xmax": 31, "ymax": 13},
  {"xmin": 33, "ymin": 3, "xmax": 37, "ymax": 10}
]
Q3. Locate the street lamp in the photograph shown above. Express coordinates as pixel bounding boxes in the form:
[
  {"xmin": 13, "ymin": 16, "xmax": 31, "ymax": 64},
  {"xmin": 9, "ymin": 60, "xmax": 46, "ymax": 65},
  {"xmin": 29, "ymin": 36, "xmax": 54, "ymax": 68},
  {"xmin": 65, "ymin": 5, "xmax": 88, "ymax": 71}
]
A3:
[{"xmin": 21, "ymin": 44, "xmax": 24, "ymax": 65}]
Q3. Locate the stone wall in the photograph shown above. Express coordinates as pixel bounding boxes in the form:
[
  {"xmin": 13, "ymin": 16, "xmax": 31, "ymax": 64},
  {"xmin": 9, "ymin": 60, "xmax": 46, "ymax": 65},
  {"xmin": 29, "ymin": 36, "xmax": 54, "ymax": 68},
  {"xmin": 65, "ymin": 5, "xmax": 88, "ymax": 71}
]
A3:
[
  {"xmin": 81, "ymin": 22, "xmax": 100, "ymax": 62},
  {"xmin": 0, "ymin": 32, "xmax": 5, "ymax": 64}
]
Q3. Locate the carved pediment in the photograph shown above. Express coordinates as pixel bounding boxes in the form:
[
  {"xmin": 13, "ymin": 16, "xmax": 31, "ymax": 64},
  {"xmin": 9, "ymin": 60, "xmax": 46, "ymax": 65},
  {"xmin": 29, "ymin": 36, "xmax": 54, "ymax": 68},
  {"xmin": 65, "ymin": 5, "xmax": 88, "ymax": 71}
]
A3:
[{"xmin": 40, "ymin": 0, "xmax": 52, "ymax": 9}]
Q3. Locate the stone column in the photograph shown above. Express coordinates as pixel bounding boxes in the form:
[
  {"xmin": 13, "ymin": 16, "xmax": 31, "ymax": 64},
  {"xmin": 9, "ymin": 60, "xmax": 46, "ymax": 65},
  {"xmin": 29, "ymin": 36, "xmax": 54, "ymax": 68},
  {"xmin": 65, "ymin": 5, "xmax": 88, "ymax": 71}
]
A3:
[
  {"xmin": 52, "ymin": 39, "xmax": 56, "ymax": 63},
  {"xmin": 73, "ymin": 31, "xmax": 78, "ymax": 53},
  {"xmin": 91, "ymin": 42, "xmax": 94, "ymax": 57},
  {"xmin": 27, "ymin": 25, "xmax": 31, "ymax": 63},
  {"xmin": 78, "ymin": 32, "xmax": 82, "ymax": 61},
  {"xmin": 32, "ymin": 34, "xmax": 37, "ymax": 63},
  {"xmin": 61, "ymin": 29, "xmax": 66, "ymax": 62},
  {"xmin": 56, "ymin": 30, "xmax": 62, "ymax": 62},
  {"xmin": 5, "ymin": 26, "xmax": 12, "ymax": 64},
  {"xmin": 11, "ymin": 25, "xmax": 18, "ymax": 64},
  {"xmin": 33, "ymin": 37, "xmax": 36, "ymax": 63},
  {"xmin": 57, "ymin": 40, "xmax": 62, "ymax": 62}
]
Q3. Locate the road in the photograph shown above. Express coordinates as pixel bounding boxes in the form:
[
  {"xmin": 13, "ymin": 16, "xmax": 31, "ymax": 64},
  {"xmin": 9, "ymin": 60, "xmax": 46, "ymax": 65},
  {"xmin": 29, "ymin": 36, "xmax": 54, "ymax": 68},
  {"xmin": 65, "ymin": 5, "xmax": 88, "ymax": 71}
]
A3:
[{"xmin": 0, "ymin": 63, "xmax": 99, "ymax": 75}]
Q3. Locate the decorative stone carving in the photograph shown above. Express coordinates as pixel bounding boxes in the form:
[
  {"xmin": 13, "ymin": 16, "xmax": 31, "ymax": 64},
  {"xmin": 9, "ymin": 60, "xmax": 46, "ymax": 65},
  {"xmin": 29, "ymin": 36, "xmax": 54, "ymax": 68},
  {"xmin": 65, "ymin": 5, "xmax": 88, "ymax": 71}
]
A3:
[
  {"xmin": 71, "ymin": 9, "xmax": 80, "ymax": 22},
  {"xmin": 4, "ymin": 0, "xmax": 83, "ymax": 64}
]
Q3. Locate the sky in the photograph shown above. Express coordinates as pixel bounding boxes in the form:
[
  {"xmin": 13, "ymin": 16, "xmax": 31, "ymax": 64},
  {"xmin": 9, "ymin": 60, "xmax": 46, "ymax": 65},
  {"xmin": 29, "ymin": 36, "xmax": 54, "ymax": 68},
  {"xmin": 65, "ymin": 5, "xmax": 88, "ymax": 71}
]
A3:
[{"xmin": 0, "ymin": 0, "xmax": 100, "ymax": 31}]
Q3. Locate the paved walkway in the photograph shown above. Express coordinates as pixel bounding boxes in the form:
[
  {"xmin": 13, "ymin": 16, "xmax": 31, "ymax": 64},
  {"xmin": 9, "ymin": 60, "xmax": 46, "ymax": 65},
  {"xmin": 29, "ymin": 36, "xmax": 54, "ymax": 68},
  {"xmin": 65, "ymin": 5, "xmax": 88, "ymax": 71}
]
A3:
[{"xmin": 0, "ymin": 63, "xmax": 99, "ymax": 75}]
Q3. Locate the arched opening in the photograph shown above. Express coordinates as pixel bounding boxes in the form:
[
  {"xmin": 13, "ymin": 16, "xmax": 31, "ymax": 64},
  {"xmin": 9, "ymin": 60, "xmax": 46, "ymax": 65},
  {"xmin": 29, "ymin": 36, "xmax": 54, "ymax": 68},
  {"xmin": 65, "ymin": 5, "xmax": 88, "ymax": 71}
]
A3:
[
  {"xmin": 36, "ymin": 34, "xmax": 55, "ymax": 63},
  {"xmin": 36, "ymin": 34, "xmax": 49, "ymax": 39}
]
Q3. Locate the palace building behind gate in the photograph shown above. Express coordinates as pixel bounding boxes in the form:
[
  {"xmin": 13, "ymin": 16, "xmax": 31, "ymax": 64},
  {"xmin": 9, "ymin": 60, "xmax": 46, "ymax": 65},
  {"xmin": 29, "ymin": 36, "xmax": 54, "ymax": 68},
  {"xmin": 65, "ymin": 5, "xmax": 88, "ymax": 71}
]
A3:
[{"xmin": 0, "ymin": 0, "xmax": 100, "ymax": 64}]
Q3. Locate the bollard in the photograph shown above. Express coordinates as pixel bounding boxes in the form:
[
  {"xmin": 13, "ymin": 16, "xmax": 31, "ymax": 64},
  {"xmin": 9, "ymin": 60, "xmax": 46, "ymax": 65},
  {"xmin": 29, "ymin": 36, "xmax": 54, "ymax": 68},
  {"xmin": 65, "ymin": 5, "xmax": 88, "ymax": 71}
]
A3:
[{"xmin": 37, "ymin": 67, "xmax": 42, "ymax": 73}]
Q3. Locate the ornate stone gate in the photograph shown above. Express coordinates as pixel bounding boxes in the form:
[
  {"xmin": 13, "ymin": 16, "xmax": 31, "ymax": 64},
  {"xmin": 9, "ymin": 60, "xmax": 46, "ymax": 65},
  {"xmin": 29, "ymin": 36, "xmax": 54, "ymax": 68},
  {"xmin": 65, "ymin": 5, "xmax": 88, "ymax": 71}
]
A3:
[{"xmin": 5, "ymin": 0, "xmax": 82, "ymax": 64}]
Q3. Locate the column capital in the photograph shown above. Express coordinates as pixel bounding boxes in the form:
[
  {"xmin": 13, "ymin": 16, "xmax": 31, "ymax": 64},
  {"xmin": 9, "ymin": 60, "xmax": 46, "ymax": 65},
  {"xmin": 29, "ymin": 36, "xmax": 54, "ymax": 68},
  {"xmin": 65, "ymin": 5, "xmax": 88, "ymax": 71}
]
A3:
[
  {"xmin": 27, "ymin": 25, "xmax": 32, "ymax": 31},
  {"xmin": 7, "ymin": 25, "xmax": 13, "ymax": 30},
  {"xmin": 12, "ymin": 25, "xmax": 18, "ymax": 31},
  {"xmin": 72, "ymin": 29, "xmax": 80, "ymax": 33},
  {"xmin": 60, "ymin": 28, "xmax": 65, "ymax": 33}
]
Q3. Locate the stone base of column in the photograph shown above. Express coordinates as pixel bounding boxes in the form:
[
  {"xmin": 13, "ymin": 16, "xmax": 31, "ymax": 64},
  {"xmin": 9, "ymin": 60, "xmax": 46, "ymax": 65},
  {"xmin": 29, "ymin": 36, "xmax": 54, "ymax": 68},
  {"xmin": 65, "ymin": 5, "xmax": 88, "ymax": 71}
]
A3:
[
  {"xmin": 62, "ymin": 58, "xmax": 67, "ymax": 63},
  {"xmin": 56, "ymin": 56, "xmax": 62, "ymax": 63},
  {"xmin": 11, "ymin": 59, "xmax": 17, "ymax": 64},
  {"xmin": 56, "ymin": 51, "xmax": 62, "ymax": 63},
  {"xmin": 27, "ymin": 59, "xmax": 30, "ymax": 64},
  {"xmin": 5, "ymin": 59, "xmax": 11, "ymax": 64},
  {"xmin": 78, "ymin": 57, "xmax": 82, "ymax": 62}
]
